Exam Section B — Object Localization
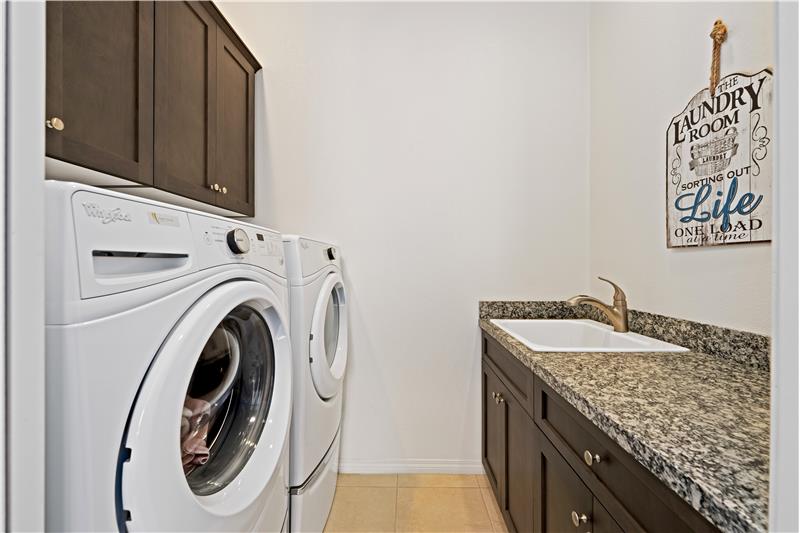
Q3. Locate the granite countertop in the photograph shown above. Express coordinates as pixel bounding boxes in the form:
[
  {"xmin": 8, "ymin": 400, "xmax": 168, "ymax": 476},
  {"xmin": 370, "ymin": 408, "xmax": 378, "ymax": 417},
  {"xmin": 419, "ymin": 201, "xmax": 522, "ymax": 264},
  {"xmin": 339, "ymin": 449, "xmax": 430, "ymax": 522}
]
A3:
[{"xmin": 479, "ymin": 302, "xmax": 770, "ymax": 533}]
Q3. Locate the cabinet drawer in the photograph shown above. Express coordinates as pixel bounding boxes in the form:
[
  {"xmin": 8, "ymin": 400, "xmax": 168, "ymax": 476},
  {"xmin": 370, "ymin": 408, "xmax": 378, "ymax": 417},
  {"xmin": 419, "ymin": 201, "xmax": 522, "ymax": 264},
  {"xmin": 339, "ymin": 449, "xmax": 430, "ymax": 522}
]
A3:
[
  {"xmin": 482, "ymin": 335, "xmax": 534, "ymax": 417},
  {"xmin": 534, "ymin": 378, "xmax": 718, "ymax": 533}
]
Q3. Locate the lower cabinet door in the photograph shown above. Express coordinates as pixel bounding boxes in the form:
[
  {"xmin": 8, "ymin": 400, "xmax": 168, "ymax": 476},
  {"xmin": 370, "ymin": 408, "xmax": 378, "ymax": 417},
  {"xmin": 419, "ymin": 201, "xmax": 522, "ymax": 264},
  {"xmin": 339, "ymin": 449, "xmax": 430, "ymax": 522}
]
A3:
[
  {"xmin": 592, "ymin": 499, "xmax": 624, "ymax": 533},
  {"xmin": 533, "ymin": 427, "xmax": 593, "ymax": 533},
  {"xmin": 503, "ymin": 389, "xmax": 534, "ymax": 533},
  {"xmin": 482, "ymin": 363, "xmax": 507, "ymax": 503}
]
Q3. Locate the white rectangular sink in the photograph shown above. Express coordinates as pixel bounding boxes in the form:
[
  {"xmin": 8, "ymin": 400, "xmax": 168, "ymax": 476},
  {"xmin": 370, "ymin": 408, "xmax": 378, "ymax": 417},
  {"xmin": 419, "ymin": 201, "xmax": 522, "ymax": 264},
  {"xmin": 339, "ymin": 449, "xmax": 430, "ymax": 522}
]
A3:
[{"xmin": 490, "ymin": 319, "xmax": 688, "ymax": 353}]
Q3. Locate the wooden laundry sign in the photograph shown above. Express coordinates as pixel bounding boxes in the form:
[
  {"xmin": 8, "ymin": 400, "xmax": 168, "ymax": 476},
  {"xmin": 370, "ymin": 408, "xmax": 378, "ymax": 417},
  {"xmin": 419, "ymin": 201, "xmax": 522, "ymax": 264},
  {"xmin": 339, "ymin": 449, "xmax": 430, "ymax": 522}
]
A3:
[{"xmin": 666, "ymin": 68, "xmax": 773, "ymax": 248}]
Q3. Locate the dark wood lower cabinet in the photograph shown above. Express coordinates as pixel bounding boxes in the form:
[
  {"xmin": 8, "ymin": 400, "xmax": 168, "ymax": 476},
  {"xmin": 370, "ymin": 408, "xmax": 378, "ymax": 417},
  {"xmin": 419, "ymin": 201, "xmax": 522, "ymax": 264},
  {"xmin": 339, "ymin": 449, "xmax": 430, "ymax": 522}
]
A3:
[
  {"xmin": 504, "ymin": 384, "xmax": 534, "ymax": 533},
  {"xmin": 534, "ymin": 426, "xmax": 593, "ymax": 533},
  {"xmin": 483, "ymin": 361, "xmax": 534, "ymax": 533},
  {"xmin": 481, "ymin": 333, "xmax": 720, "ymax": 533},
  {"xmin": 533, "ymin": 426, "xmax": 624, "ymax": 533},
  {"xmin": 482, "ymin": 363, "xmax": 507, "ymax": 502},
  {"xmin": 534, "ymin": 378, "xmax": 717, "ymax": 533},
  {"xmin": 593, "ymin": 499, "xmax": 624, "ymax": 533}
]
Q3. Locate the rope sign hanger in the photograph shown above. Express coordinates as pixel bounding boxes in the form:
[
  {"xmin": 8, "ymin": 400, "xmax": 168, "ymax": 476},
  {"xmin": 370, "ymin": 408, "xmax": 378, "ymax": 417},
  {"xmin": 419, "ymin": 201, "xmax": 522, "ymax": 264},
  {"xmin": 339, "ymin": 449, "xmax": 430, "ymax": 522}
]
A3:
[{"xmin": 709, "ymin": 19, "xmax": 728, "ymax": 95}]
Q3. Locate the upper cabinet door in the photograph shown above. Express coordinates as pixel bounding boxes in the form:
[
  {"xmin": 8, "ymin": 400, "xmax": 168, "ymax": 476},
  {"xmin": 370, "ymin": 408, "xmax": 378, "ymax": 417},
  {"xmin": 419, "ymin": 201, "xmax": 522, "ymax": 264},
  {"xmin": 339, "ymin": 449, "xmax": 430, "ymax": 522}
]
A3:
[
  {"xmin": 46, "ymin": 1, "xmax": 154, "ymax": 184},
  {"xmin": 214, "ymin": 29, "xmax": 256, "ymax": 216},
  {"xmin": 154, "ymin": 1, "xmax": 217, "ymax": 205}
]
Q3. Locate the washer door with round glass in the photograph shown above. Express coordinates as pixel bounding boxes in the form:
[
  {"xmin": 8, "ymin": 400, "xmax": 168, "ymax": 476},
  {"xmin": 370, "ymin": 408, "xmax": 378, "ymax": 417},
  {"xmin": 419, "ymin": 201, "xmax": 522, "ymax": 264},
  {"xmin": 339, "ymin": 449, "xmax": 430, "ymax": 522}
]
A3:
[
  {"xmin": 309, "ymin": 271, "xmax": 348, "ymax": 400},
  {"xmin": 120, "ymin": 281, "xmax": 292, "ymax": 532}
]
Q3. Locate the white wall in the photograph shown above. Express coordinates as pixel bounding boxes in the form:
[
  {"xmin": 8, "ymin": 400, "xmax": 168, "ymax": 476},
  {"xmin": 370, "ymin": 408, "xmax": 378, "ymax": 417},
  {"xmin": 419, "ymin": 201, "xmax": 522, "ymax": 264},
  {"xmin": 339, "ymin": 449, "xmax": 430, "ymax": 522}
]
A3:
[
  {"xmin": 217, "ymin": 2, "xmax": 591, "ymax": 471},
  {"xmin": 6, "ymin": 1, "xmax": 46, "ymax": 529},
  {"xmin": 218, "ymin": 1, "xmax": 778, "ymax": 471},
  {"xmin": 770, "ymin": 1, "xmax": 798, "ymax": 529},
  {"xmin": 588, "ymin": 3, "xmax": 774, "ymax": 335}
]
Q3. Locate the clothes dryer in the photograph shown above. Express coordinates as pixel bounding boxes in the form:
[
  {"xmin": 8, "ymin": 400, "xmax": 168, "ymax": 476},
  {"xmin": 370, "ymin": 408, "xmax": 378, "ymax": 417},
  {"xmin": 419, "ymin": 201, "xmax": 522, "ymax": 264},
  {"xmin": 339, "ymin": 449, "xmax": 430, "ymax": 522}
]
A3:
[{"xmin": 283, "ymin": 236, "xmax": 349, "ymax": 532}]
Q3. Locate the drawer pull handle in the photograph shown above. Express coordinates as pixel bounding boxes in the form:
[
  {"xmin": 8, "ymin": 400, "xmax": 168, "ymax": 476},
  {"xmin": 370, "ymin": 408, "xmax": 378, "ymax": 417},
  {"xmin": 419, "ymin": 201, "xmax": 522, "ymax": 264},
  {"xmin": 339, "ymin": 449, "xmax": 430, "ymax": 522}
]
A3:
[
  {"xmin": 583, "ymin": 450, "xmax": 602, "ymax": 466},
  {"xmin": 571, "ymin": 511, "xmax": 589, "ymax": 527}
]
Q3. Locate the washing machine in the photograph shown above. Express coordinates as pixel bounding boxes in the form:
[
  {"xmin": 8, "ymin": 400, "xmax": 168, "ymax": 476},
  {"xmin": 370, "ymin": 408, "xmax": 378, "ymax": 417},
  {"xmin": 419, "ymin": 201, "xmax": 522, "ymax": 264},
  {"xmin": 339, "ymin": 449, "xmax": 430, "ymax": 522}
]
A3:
[
  {"xmin": 283, "ymin": 236, "xmax": 349, "ymax": 532},
  {"xmin": 45, "ymin": 181, "xmax": 292, "ymax": 532}
]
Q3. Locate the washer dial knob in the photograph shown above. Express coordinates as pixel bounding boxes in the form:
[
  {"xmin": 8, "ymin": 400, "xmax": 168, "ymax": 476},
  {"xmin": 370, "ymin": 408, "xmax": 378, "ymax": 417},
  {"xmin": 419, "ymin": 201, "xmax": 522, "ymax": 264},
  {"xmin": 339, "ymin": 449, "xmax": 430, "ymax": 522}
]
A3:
[{"xmin": 227, "ymin": 228, "xmax": 250, "ymax": 254}]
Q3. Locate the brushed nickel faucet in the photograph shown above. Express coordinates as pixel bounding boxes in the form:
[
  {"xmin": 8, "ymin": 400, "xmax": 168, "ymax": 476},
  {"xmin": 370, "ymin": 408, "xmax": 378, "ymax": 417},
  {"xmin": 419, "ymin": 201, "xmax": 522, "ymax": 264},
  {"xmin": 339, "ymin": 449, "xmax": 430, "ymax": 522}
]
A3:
[{"xmin": 566, "ymin": 277, "xmax": 629, "ymax": 333}]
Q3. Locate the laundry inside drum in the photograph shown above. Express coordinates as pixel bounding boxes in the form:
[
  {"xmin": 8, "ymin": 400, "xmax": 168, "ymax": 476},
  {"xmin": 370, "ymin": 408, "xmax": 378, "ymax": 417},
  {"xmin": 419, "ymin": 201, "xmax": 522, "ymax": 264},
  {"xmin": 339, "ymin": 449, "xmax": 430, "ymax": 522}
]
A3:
[{"xmin": 179, "ymin": 305, "xmax": 275, "ymax": 496}]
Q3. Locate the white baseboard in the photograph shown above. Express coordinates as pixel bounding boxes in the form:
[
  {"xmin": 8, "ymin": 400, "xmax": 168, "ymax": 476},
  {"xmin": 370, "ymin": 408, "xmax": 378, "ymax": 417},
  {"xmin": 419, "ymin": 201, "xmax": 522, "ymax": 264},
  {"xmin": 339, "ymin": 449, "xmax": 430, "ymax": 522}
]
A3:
[{"xmin": 338, "ymin": 459, "xmax": 485, "ymax": 475}]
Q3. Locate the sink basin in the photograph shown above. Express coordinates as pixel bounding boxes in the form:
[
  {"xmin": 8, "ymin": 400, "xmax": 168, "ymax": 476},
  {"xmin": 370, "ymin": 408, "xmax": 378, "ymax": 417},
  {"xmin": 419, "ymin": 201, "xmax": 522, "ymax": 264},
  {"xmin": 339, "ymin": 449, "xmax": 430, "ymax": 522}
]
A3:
[{"xmin": 490, "ymin": 319, "xmax": 688, "ymax": 353}]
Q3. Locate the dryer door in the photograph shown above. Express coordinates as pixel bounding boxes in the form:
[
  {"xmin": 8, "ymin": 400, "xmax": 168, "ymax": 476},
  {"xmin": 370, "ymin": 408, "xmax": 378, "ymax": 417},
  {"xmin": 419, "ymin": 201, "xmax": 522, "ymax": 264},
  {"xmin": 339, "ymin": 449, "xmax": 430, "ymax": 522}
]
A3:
[
  {"xmin": 309, "ymin": 271, "xmax": 349, "ymax": 400},
  {"xmin": 120, "ymin": 281, "xmax": 291, "ymax": 532}
]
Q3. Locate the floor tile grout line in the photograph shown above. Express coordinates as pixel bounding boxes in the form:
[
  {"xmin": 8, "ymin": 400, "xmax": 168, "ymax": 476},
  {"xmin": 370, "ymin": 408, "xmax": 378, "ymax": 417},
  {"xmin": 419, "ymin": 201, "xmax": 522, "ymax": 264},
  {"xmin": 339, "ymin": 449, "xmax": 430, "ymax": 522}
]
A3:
[
  {"xmin": 394, "ymin": 481, "xmax": 399, "ymax": 532},
  {"xmin": 477, "ymin": 487, "xmax": 493, "ymax": 530},
  {"xmin": 478, "ymin": 484, "xmax": 500, "ymax": 532},
  {"xmin": 396, "ymin": 485, "xmax": 478, "ymax": 488}
]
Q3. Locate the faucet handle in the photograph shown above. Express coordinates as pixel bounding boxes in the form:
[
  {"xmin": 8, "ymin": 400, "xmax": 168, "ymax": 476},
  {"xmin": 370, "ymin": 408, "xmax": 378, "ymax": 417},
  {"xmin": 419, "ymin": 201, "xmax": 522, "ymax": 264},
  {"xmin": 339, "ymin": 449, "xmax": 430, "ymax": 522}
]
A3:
[{"xmin": 598, "ymin": 277, "xmax": 627, "ymax": 306}]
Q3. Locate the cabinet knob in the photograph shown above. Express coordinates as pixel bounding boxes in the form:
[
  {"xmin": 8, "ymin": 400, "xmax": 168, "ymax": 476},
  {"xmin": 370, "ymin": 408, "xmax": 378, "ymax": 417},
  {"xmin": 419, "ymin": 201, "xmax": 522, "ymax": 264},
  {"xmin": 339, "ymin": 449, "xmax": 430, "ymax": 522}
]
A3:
[
  {"xmin": 210, "ymin": 183, "xmax": 220, "ymax": 191},
  {"xmin": 495, "ymin": 393, "xmax": 504, "ymax": 404},
  {"xmin": 583, "ymin": 450, "xmax": 602, "ymax": 466},
  {"xmin": 46, "ymin": 117, "xmax": 65, "ymax": 131},
  {"xmin": 222, "ymin": 186, "xmax": 227, "ymax": 194},
  {"xmin": 570, "ymin": 511, "xmax": 589, "ymax": 527}
]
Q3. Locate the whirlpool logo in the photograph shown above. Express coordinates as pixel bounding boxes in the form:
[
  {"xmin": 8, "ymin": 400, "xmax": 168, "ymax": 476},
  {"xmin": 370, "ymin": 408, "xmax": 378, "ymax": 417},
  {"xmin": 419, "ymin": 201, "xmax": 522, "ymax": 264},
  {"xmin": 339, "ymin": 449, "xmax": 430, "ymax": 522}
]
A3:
[{"xmin": 82, "ymin": 202, "xmax": 133, "ymax": 224}]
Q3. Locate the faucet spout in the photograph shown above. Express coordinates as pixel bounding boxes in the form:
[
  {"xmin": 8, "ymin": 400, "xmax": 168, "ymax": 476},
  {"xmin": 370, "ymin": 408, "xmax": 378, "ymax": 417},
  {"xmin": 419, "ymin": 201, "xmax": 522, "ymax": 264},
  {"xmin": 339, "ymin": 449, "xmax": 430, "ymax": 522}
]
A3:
[{"xmin": 565, "ymin": 278, "xmax": 629, "ymax": 333}]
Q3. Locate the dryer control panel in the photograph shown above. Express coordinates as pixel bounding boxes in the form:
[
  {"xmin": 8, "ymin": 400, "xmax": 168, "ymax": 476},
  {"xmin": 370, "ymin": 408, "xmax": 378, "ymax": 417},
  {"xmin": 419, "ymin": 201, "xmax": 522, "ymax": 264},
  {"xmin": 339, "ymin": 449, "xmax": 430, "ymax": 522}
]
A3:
[{"xmin": 282, "ymin": 235, "xmax": 342, "ymax": 283}]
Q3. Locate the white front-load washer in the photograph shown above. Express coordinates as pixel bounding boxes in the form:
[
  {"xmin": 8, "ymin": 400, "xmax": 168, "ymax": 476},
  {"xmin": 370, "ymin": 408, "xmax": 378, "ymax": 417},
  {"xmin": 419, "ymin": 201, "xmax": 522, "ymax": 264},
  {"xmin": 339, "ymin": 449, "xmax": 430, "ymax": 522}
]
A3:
[
  {"xmin": 45, "ymin": 181, "xmax": 292, "ymax": 532},
  {"xmin": 283, "ymin": 236, "xmax": 349, "ymax": 532}
]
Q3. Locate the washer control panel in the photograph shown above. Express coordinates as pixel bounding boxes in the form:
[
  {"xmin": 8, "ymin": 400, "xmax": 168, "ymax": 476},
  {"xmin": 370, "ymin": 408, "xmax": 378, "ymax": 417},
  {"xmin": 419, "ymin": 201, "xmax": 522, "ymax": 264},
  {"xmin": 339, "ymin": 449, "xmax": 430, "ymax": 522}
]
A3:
[
  {"xmin": 227, "ymin": 228, "xmax": 251, "ymax": 254},
  {"xmin": 189, "ymin": 213, "xmax": 286, "ymax": 277}
]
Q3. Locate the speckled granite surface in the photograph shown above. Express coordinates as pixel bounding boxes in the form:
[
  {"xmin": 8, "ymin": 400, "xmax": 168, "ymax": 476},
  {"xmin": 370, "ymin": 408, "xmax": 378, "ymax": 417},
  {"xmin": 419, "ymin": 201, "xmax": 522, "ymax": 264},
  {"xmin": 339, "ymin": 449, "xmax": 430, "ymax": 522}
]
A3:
[
  {"xmin": 479, "ymin": 300, "xmax": 583, "ymax": 320},
  {"xmin": 479, "ymin": 301, "xmax": 770, "ymax": 370},
  {"xmin": 479, "ymin": 302, "xmax": 770, "ymax": 533}
]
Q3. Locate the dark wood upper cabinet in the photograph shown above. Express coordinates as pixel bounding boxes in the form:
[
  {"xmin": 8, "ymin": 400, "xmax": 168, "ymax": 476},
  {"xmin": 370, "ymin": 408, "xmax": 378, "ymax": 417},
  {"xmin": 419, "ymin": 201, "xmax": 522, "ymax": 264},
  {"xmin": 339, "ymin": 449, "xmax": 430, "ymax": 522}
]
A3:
[
  {"xmin": 46, "ymin": 1, "xmax": 154, "ymax": 185},
  {"xmin": 153, "ymin": 0, "xmax": 217, "ymax": 206},
  {"xmin": 214, "ymin": 29, "xmax": 256, "ymax": 215},
  {"xmin": 46, "ymin": 1, "xmax": 260, "ymax": 216}
]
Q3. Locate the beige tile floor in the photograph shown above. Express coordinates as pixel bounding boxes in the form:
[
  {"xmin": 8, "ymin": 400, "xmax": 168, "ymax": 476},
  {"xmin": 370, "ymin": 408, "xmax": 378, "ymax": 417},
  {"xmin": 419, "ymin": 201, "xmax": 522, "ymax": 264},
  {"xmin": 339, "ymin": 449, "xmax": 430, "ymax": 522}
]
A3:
[{"xmin": 324, "ymin": 474, "xmax": 507, "ymax": 533}]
